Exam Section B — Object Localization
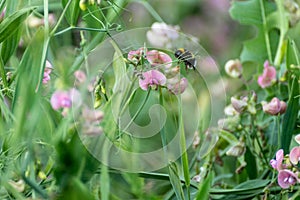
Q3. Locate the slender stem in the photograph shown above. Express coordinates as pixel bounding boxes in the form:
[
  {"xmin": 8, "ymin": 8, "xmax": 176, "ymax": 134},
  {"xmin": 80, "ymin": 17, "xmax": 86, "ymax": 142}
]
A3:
[
  {"xmin": 178, "ymin": 95, "xmax": 191, "ymax": 200},
  {"xmin": 276, "ymin": 114, "xmax": 281, "ymax": 148},
  {"xmin": 0, "ymin": 56, "xmax": 8, "ymax": 89},
  {"xmin": 259, "ymin": 0, "xmax": 272, "ymax": 63},
  {"xmin": 43, "ymin": 0, "xmax": 49, "ymax": 37},
  {"xmin": 54, "ymin": 26, "xmax": 108, "ymax": 36},
  {"xmin": 49, "ymin": 0, "xmax": 72, "ymax": 36}
]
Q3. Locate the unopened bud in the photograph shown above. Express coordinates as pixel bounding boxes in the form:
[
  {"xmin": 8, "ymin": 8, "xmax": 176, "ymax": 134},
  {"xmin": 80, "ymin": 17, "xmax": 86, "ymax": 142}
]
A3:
[{"xmin": 224, "ymin": 59, "xmax": 242, "ymax": 78}]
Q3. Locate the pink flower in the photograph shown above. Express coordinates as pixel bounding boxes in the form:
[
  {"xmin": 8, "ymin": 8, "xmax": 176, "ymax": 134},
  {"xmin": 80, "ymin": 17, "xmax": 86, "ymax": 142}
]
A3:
[
  {"xmin": 128, "ymin": 47, "xmax": 146, "ymax": 63},
  {"xmin": 146, "ymin": 50, "xmax": 173, "ymax": 69},
  {"xmin": 295, "ymin": 134, "xmax": 300, "ymax": 145},
  {"xmin": 74, "ymin": 70, "xmax": 87, "ymax": 83},
  {"xmin": 0, "ymin": 7, "xmax": 6, "ymax": 22},
  {"xmin": 231, "ymin": 96, "xmax": 248, "ymax": 113},
  {"xmin": 278, "ymin": 169, "xmax": 299, "ymax": 189},
  {"xmin": 167, "ymin": 77, "xmax": 188, "ymax": 95},
  {"xmin": 270, "ymin": 149, "xmax": 284, "ymax": 171},
  {"xmin": 139, "ymin": 70, "xmax": 166, "ymax": 90},
  {"xmin": 257, "ymin": 61, "xmax": 276, "ymax": 88},
  {"xmin": 82, "ymin": 107, "xmax": 104, "ymax": 122},
  {"xmin": 290, "ymin": 146, "xmax": 300, "ymax": 165},
  {"xmin": 42, "ymin": 60, "xmax": 53, "ymax": 84},
  {"xmin": 262, "ymin": 97, "xmax": 287, "ymax": 115},
  {"xmin": 50, "ymin": 88, "xmax": 81, "ymax": 110},
  {"xmin": 146, "ymin": 22, "xmax": 180, "ymax": 48}
]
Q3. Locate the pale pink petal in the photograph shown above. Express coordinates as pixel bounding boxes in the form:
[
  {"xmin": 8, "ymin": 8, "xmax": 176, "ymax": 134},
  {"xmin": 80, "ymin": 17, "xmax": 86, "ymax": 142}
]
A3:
[
  {"xmin": 290, "ymin": 146, "xmax": 300, "ymax": 165},
  {"xmin": 278, "ymin": 170, "xmax": 298, "ymax": 189}
]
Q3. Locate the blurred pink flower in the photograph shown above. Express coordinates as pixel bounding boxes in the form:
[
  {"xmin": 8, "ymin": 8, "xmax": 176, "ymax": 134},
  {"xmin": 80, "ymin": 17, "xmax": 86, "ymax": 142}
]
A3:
[
  {"xmin": 82, "ymin": 107, "xmax": 104, "ymax": 122},
  {"xmin": 146, "ymin": 50, "xmax": 173, "ymax": 69},
  {"xmin": 167, "ymin": 77, "xmax": 188, "ymax": 95},
  {"xmin": 262, "ymin": 97, "xmax": 286, "ymax": 115},
  {"xmin": 258, "ymin": 61, "xmax": 276, "ymax": 88},
  {"xmin": 128, "ymin": 47, "xmax": 146, "ymax": 63},
  {"xmin": 0, "ymin": 7, "xmax": 6, "ymax": 22},
  {"xmin": 50, "ymin": 88, "xmax": 81, "ymax": 110},
  {"xmin": 139, "ymin": 70, "xmax": 166, "ymax": 90},
  {"xmin": 270, "ymin": 149, "xmax": 284, "ymax": 171},
  {"xmin": 74, "ymin": 70, "xmax": 87, "ymax": 84},
  {"xmin": 290, "ymin": 146, "xmax": 300, "ymax": 165},
  {"xmin": 278, "ymin": 169, "xmax": 299, "ymax": 189},
  {"xmin": 147, "ymin": 22, "xmax": 180, "ymax": 48},
  {"xmin": 43, "ymin": 60, "xmax": 53, "ymax": 84},
  {"xmin": 50, "ymin": 90, "xmax": 72, "ymax": 110},
  {"xmin": 27, "ymin": 13, "xmax": 56, "ymax": 28}
]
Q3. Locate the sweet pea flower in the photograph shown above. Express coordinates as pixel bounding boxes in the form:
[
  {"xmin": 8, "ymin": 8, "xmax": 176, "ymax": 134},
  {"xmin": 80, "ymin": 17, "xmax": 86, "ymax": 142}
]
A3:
[
  {"xmin": 43, "ymin": 60, "xmax": 53, "ymax": 84},
  {"xmin": 295, "ymin": 134, "xmax": 300, "ymax": 145},
  {"xmin": 231, "ymin": 96, "xmax": 248, "ymax": 113},
  {"xmin": 290, "ymin": 146, "xmax": 300, "ymax": 165},
  {"xmin": 139, "ymin": 70, "xmax": 166, "ymax": 90},
  {"xmin": 50, "ymin": 88, "xmax": 81, "ymax": 111},
  {"xmin": 262, "ymin": 97, "xmax": 287, "ymax": 115},
  {"xmin": 147, "ymin": 22, "xmax": 180, "ymax": 48},
  {"xmin": 167, "ymin": 76, "xmax": 188, "ymax": 95},
  {"xmin": 146, "ymin": 50, "xmax": 173, "ymax": 69},
  {"xmin": 74, "ymin": 70, "xmax": 87, "ymax": 84},
  {"xmin": 278, "ymin": 169, "xmax": 299, "ymax": 189},
  {"xmin": 257, "ymin": 61, "xmax": 277, "ymax": 88},
  {"xmin": 128, "ymin": 47, "xmax": 146, "ymax": 63},
  {"xmin": 224, "ymin": 59, "xmax": 242, "ymax": 78},
  {"xmin": 270, "ymin": 149, "xmax": 284, "ymax": 171}
]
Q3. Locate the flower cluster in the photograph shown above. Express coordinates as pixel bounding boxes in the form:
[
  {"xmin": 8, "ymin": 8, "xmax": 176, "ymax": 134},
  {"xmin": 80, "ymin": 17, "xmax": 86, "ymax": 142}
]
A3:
[
  {"xmin": 127, "ymin": 48, "xmax": 188, "ymax": 95},
  {"xmin": 270, "ymin": 143, "xmax": 300, "ymax": 189}
]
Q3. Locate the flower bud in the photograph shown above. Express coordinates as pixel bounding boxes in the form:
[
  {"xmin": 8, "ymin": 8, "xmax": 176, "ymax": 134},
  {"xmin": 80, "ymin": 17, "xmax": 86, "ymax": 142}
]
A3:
[
  {"xmin": 226, "ymin": 141, "xmax": 245, "ymax": 157},
  {"xmin": 231, "ymin": 96, "xmax": 247, "ymax": 113},
  {"xmin": 224, "ymin": 59, "xmax": 242, "ymax": 78},
  {"xmin": 262, "ymin": 97, "xmax": 286, "ymax": 115}
]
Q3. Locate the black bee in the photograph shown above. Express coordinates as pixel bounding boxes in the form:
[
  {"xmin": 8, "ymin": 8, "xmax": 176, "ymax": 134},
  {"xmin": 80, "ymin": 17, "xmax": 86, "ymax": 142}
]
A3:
[{"xmin": 174, "ymin": 48, "xmax": 197, "ymax": 70}]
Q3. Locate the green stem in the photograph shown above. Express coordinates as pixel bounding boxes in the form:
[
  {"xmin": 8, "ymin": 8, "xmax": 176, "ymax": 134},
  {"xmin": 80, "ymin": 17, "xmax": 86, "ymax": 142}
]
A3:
[
  {"xmin": 49, "ymin": 0, "xmax": 72, "ymax": 36},
  {"xmin": 178, "ymin": 95, "xmax": 191, "ymax": 200},
  {"xmin": 274, "ymin": 34, "xmax": 285, "ymax": 66},
  {"xmin": 54, "ymin": 26, "xmax": 108, "ymax": 36},
  {"xmin": 274, "ymin": 0, "xmax": 288, "ymax": 66},
  {"xmin": 259, "ymin": 0, "xmax": 272, "ymax": 63},
  {"xmin": 69, "ymin": 0, "xmax": 129, "ymax": 75},
  {"xmin": 0, "ymin": 56, "xmax": 8, "ymax": 89}
]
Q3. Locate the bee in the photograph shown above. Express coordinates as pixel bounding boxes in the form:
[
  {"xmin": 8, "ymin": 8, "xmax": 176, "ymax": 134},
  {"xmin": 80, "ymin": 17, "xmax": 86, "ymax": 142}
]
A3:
[{"xmin": 174, "ymin": 48, "xmax": 197, "ymax": 70}]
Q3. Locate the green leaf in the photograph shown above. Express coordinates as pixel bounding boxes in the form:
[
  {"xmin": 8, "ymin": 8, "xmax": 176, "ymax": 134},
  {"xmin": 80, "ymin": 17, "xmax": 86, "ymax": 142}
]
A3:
[
  {"xmin": 229, "ymin": 0, "xmax": 276, "ymax": 62},
  {"xmin": 11, "ymin": 28, "xmax": 45, "ymax": 140},
  {"xmin": 280, "ymin": 40, "xmax": 300, "ymax": 152},
  {"xmin": 196, "ymin": 172, "xmax": 213, "ymax": 200},
  {"xmin": 168, "ymin": 162, "xmax": 185, "ymax": 200},
  {"xmin": 244, "ymin": 147, "xmax": 257, "ymax": 179},
  {"xmin": 58, "ymin": 177, "xmax": 95, "ymax": 200},
  {"xmin": 281, "ymin": 76, "xmax": 299, "ymax": 152},
  {"xmin": 1, "ymin": 27, "xmax": 22, "ymax": 64},
  {"xmin": 210, "ymin": 179, "xmax": 269, "ymax": 195},
  {"xmin": 62, "ymin": 0, "xmax": 81, "ymax": 26},
  {"xmin": 0, "ymin": 7, "xmax": 34, "ymax": 44}
]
